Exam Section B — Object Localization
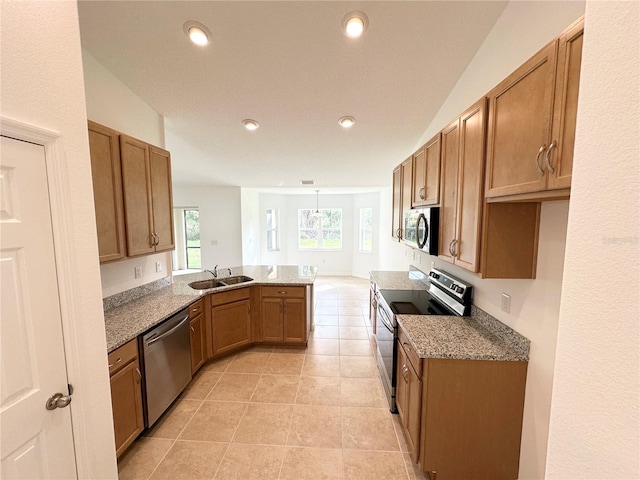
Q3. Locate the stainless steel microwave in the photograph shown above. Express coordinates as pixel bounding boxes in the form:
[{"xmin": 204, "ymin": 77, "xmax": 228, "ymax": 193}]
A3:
[{"xmin": 403, "ymin": 207, "xmax": 439, "ymax": 255}]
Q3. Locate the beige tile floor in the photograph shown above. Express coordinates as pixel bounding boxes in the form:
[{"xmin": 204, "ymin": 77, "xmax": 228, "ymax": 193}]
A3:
[{"xmin": 117, "ymin": 276, "xmax": 427, "ymax": 480}]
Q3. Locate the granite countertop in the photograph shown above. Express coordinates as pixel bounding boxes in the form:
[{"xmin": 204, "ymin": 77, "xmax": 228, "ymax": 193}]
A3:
[
  {"xmin": 397, "ymin": 305, "xmax": 529, "ymax": 361},
  {"xmin": 369, "ymin": 270, "xmax": 430, "ymax": 291},
  {"xmin": 104, "ymin": 265, "xmax": 317, "ymax": 353}
]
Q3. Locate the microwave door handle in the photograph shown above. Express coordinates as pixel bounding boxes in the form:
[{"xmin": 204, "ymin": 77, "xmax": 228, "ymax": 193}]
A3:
[{"xmin": 417, "ymin": 213, "xmax": 428, "ymax": 249}]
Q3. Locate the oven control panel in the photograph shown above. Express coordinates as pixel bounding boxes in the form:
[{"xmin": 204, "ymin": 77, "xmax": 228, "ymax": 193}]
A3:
[{"xmin": 428, "ymin": 269, "xmax": 472, "ymax": 303}]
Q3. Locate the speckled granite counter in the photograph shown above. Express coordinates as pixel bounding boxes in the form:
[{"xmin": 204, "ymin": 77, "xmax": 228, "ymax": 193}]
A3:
[
  {"xmin": 104, "ymin": 265, "xmax": 317, "ymax": 352},
  {"xmin": 369, "ymin": 270, "xmax": 430, "ymax": 291},
  {"xmin": 397, "ymin": 305, "xmax": 529, "ymax": 361}
]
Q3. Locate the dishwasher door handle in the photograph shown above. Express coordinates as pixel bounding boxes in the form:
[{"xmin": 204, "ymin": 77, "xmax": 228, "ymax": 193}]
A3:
[{"xmin": 145, "ymin": 315, "xmax": 190, "ymax": 346}]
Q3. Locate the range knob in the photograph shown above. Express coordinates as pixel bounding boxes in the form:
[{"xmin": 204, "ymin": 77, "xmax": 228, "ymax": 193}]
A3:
[
  {"xmin": 429, "ymin": 272, "xmax": 440, "ymax": 279},
  {"xmin": 456, "ymin": 286, "xmax": 464, "ymax": 294},
  {"xmin": 450, "ymin": 283, "xmax": 457, "ymax": 290}
]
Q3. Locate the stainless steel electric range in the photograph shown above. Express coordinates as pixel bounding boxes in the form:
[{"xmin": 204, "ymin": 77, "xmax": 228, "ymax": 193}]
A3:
[{"xmin": 375, "ymin": 268, "xmax": 473, "ymax": 413}]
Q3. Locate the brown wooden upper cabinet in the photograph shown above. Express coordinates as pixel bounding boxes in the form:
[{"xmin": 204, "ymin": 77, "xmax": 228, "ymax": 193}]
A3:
[
  {"xmin": 412, "ymin": 133, "xmax": 441, "ymax": 207},
  {"xmin": 485, "ymin": 17, "xmax": 584, "ymax": 200},
  {"xmin": 391, "ymin": 165, "xmax": 402, "ymax": 241},
  {"xmin": 391, "ymin": 157, "xmax": 412, "ymax": 241},
  {"xmin": 88, "ymin": 121, "xmax": 126, "ymax": 263},
  {"xmin": 438, "ymin": 99, "xmax": 487, "ymax": 273},
  {"xmin": 120, "ymin": 135, "xmax": 175, "ymax": 257}
]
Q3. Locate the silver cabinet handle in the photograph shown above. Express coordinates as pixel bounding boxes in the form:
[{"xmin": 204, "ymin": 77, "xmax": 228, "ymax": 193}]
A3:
[
  {"xmin": 535, "ymin": 145, "xmax": 547, "ymax": 175},
  {"xmin": 190, "ymin": 326, "xmax": 195, "ymax": 333},
  {"xmin": 135, "ymin": 367, "xmax": 141, "ymax": 384},
  {"xmin": 452, "ymin": 239, "xmax": 458, "ymax": 257},
  {"xmin": 419, "ymin": 186, "xmax": 425, "ymax": 200},
  {"xmin": 545, "ymin": 141, "xmax": 557, "ymax": 174},
  {"xmin": 448, "ymin": 239, "xmax": 455, "ymax": 256},
  {"xmin": 108, "ymin": 357, "xmax": 122, "ymax": 368}
]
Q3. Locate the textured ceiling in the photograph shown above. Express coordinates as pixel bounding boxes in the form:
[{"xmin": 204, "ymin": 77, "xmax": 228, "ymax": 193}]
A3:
[{"xmin": 78, "ymin": 1, "xmax": 507, "ymax": 190}]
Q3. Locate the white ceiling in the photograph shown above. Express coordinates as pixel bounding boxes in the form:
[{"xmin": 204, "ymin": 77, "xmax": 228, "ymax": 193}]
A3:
[{"xmin": 78, "ymin": 1, "xmax": 507, "ymax": 191}]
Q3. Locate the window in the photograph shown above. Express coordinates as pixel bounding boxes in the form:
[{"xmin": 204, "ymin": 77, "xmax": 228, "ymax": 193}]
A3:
[
  {"xmin": 298, "ymin": 208, "xmax": 342, "ymax": 250},
  {"xmin": 266, "ymin": 209, "xmax": 279, "ymax": 251},
  {"xmin": 184, "ymin": 209, "xmax": 201, "ymax": 269},
  {"xmin": 359, "ymin": 207, "xmax": 373, "ymax": 253}
]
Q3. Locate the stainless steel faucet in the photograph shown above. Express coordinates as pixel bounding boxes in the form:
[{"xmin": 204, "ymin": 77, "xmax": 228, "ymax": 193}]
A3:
[{"xmin": 205, "ymin": 265, "xmax": 218, "ymax": 278}]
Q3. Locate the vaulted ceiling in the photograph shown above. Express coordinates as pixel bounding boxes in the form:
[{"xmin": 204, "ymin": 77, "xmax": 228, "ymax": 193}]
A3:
[{"xmin": 78, "ymin": 1, "xmax": 507, "ymax": 191}]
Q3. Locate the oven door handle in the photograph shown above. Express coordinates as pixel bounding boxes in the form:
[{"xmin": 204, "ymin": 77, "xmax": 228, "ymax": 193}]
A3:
[{"xmin": 378, "ymin": 308, "xmax": 394, "ymax": 332}]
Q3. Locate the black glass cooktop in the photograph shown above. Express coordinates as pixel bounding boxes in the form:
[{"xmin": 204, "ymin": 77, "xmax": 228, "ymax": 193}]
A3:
[{"xmin": 379, "ymin": 288, "xmax": 454, "ymax": 316}]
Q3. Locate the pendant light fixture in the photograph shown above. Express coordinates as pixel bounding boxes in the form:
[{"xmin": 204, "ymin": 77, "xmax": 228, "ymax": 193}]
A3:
[{"xmin": 312, "ymin": 190, "xmax": 322, "ymax": 217}]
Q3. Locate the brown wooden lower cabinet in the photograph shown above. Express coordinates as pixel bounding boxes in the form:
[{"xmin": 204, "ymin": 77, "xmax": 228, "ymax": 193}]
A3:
[
  {"xmin": 210, "ymin": 288, "xmax": 251, "ymax": 355},
  {"xmin": 108, "ymin": 339, "xmax": 144, "ymax": 457},
  {"xmin": 396, "ymin": 327, "xmax": 528, "ymax": 479},
  {"xmin": 188, "ymin": 298, "xmax": 205, "ymax": 374},
  {"xmin": 259, "ymin": 286, "xmax": 307, "ymax": 345}
]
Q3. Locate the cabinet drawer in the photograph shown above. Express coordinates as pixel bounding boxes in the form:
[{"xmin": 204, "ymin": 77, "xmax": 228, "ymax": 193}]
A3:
[
  {"xmin": 398, "ymin": 327, "xmax": 422, "ymax": 377},
  {"xmin": 261, "ymin": 285, "xmax": 305, "ymax": 298},
  {"xmin": 108, "ymin": 339, "xmax": 138, "ymax": 376},
  {"xmin": 211, "ymin": 287, "xmax": 250, "ymax": 306},
  {"xmin": 189, "ymin": 298, "xmax": 204, "ymax": 318}
]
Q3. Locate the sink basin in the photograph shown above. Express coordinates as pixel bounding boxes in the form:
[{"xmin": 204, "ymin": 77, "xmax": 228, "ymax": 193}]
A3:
[
  {"xmin": 188, "ymin": 279, "xmax": 227, "ymax": 290},
  {"xmin": 188, "ymin": 275, "xmax": 253, "ymax": 290},
  {"xmin": 221, "ymin": 275, "xmax": 253, "ymax": 285}
]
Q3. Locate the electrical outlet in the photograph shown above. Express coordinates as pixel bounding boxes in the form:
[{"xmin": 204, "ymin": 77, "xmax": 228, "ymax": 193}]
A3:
[
  {"xmin": 134, "ymin": 266, "xmax": 142, "ymax": 279},
  {"xmin": 501, "ymin": 293, "xmax": 511, "ymax": 314},
  {"xmin": 156, "ymin": 262, "xmax": 162, "ymax": 273}
]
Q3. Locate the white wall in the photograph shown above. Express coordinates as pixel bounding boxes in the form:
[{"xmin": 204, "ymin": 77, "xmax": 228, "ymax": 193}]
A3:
[
  {"xmin": 241, "ymin": 188, "xmax": 260, "ymax": 265},
  {"xmin": 1, "ymin": 2, "xmax": 117, "ymax": 477},
  {"xmin": 83, "ymin": 49, "xmax": 172, "ymax": 297},
  {"xmin": 172, "ymin": 185, "xmax": 243, "ymax": 270},
  {"xmin": 546, "ymin": 2, "xmax": 640, "ymax": 477},
  {"xmin": 379, "ymin": 2, "xmax": 585, "ymax": 479}
]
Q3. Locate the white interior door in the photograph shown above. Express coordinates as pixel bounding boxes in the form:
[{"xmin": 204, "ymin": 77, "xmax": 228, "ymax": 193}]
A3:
[{"xmin": 0, "ymin": 135, "xmax": 77, "ymax": 478}]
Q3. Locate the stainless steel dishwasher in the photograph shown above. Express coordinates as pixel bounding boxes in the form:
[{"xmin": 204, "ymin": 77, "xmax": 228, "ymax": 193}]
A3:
[{"xmin": 140, "ymin": 308, "xmax": 192, "ymax": 427}]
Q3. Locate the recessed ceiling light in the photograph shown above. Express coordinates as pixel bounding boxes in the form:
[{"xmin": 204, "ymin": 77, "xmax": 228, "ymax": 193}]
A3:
[
  {"xmin": 338, "ymin": 116, "xmax": 355, "ymax": 128},
  {"xmin": 243, "ymin": 119, "xmax": 260, "ymax": 131},
  {"xmin": 183, "ymin": 21, "xmax": 211, "ymax": 46},
  {"xmin": 342, "ymin": 11, "xmax": 368, "ymax": 38}
]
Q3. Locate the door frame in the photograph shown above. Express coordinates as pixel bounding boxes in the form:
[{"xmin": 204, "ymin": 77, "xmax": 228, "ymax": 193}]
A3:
[{"xmin": 1, "ymin": 116, "xmax": 116, "ymax": 478}]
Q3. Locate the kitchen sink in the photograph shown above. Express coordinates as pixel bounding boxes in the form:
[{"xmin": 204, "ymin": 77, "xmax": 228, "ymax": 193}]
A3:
[
  {"xmin": 188, "ymin": 275, "xmax": 253, "ymax": 290},
  {"xmin": 221, "ymin": 275, "xmax": 253, "ymax": 285},
  {"xmin": 188, "ymin": 279, "xmax": 228, "ymax": 290}
]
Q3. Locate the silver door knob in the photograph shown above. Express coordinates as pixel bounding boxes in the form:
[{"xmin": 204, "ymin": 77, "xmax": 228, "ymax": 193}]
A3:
[{"xmin": 45, "ymin": 392, "xmax": 72, "ymax": 410}]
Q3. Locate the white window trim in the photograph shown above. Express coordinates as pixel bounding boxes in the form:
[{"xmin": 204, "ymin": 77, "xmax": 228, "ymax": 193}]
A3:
[
  {"xmin": 298, "ymin": 208, "xmax": 343, "ymax": 251},
  {"xmin": 359, "ymin": 207, "xmax": 373, "ymax": 253},
  {"xmin": 266, "ymin": 208, "xmax": 280, "ymax": 251}
]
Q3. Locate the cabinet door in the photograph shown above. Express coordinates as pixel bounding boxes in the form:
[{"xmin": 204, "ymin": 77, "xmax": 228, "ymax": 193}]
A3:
[
  {"xmin": 455, "ymin": 100, "xmax": 486, "ymax": 273},
  {"xmin": 120, "ymin": 135, "xmax": 154, "ymax": 256},
  {"xmin": 485, "ymin": 42, "xmax": 557, "ymax": 197},
  {"xmin": 261, "ymin": 297, "xmax": 284, "ymax": 342},
  {"xmin": 88, "ymin": 121, "xmax": 126, "ymax": 263},
  {"xmin": 391, "ymin": 165, "xmax": 402, "ymax": 240},
  {"xmin": 548, "ymin": 18, "xmax": 583, "ymax": 190},
  {"xmin": 423, "ymin": 133, "xmax": 442, "ymax": 205},
  {"xmin": 149, "ymin": 146, "xmax": 175, "ymax": 252},
  {"xmin": 396, "ymin": 343, "xmax": 422, "ymax": 461},
  {"xmin": 283, "ymin": 297, "xmax": 306, "ymax": 343},
  {"xmin": 190, "ymin": 314, "xmax": 205, "ymax": 375},
  {"xmin": 110, "ymin": 360, "xmax": 144, "ymax": 457},
  {"xmin": 438, "ymin": 118, "xmax": 459, "ymax": 263},
  {"xmin": 401, "ymin": 157, "xmax": 412, "ymax": 217},
  {"xmin": 412, "ymin": 145, "xmax": 427, "ymax": 207},
  {"xmin": 413, "ymin": 135, "xmax": 442, "ymax": 207},
  {"xmin": 212, "ymin": 299, "xmax": 251, "ymax": 355}
]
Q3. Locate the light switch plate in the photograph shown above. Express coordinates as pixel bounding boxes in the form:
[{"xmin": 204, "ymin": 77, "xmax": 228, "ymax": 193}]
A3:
[
  {"xmin": 156, "ymin": 262, "xmax": 162, "ymax": 273},
  {"xmin": 134, "ymin": 266, "xmax": 142, "ymax": 279},
  {"xmin": 501, "ymin": 293, "xmax": 511, "ymax": 313}
]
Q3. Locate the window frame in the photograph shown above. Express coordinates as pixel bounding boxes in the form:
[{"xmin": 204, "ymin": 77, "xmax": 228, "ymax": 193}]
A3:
[
  {"xmin": 266, "ymin": 208, "xmax": 280, "ymax": 252},
  {"xmin": 359, "ymin": 207, "xmax": 373, "ymax": 253},
  {"xmin": 298, "ymin": 208, "xmax": 343, "ymax": 251}
]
